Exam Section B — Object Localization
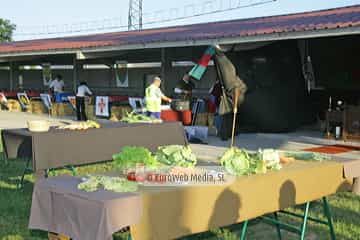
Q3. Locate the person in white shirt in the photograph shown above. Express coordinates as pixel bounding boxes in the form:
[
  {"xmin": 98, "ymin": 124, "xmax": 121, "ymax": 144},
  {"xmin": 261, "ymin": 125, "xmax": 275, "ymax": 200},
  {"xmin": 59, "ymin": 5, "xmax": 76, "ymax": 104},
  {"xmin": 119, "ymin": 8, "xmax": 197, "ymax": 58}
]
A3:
[
  {"xmin": 76, "ymin": 82, "xmax": 92, "ymax": 121},
  {"xmin": 46, "ymin": 75, "xmax": 65, "ymax": 94}
]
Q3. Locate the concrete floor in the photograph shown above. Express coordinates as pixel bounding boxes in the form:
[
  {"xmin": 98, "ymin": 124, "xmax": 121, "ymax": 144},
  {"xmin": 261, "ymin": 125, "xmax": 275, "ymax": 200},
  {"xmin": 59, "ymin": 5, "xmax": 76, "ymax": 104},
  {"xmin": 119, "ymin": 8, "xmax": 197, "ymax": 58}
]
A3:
[
  {"xmin": 207, "ymin": 131, "xmax": 360, "ymax": 159},
  {"xmin": 0, "ymin": 111, "xmax": 75, "ymax": 129},
  {"xmin": 1, "ymin": 111, "xmax": 359, "ymax": 159}
]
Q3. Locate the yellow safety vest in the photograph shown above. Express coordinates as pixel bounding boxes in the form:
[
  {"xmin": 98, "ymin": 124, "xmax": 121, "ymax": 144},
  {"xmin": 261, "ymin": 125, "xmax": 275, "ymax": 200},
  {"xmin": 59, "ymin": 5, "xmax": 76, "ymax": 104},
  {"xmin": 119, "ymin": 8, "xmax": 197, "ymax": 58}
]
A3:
[{"xmin": 145, "ymin": 84, "xmax": 162, "ymax": 112}]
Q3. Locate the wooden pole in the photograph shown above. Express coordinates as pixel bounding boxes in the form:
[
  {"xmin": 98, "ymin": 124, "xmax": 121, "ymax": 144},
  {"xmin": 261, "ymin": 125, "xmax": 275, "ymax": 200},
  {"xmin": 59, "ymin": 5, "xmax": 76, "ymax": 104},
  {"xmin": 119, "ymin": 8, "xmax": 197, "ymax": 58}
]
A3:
[
  {"xmin": 230, "ymin": 109, "xmax": 237, "ymax": 147},
  {"xmin": 73, "ymin": 56, "xmax": 78, "ymax": 93}
]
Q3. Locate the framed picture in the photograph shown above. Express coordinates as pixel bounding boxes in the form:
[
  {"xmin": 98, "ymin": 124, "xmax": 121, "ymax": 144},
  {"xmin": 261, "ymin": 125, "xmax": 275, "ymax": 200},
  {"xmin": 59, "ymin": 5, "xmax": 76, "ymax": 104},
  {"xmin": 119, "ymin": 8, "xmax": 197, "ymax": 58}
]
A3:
[
  {"xmin": 17, "ymin": 92, "xmax": 31, "ymax": 110},
  {"xmin": 95, "ymin": 96, "xmax": 110, "ymax": 118}
]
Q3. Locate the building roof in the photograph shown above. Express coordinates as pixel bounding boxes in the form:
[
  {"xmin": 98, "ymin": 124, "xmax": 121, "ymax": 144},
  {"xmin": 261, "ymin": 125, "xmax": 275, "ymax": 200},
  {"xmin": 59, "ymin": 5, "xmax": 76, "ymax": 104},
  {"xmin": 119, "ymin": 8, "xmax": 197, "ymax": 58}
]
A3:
[{"xmin": 0, "ymin": 5, "xmax": 359, "ymax": 57}]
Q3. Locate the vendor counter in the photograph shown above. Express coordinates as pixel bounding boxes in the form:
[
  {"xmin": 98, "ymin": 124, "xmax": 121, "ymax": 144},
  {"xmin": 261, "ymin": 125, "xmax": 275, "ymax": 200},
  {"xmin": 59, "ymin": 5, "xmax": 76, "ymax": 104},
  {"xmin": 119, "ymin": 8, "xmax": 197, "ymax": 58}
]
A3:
[
  {"xmin": 28, "ymin": 159, "xmax": 355, "ymax": 240},
  {"xmin": 1, "ymin": 122, "xmax": 187, "ymax": 174}
]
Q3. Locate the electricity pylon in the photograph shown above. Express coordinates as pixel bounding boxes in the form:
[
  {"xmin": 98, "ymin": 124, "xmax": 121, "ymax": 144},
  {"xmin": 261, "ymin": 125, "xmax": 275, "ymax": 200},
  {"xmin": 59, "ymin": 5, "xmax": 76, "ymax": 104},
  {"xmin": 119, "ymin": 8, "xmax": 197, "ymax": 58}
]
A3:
[{"xmin": 128, "ymin": 0, "xmax": 143, "ymax": 30}]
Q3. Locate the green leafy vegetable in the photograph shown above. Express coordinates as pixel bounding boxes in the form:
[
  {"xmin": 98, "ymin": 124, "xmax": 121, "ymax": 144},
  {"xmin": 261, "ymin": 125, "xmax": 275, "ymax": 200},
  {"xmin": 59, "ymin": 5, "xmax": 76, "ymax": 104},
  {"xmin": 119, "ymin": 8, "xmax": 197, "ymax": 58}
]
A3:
[
  {"xmin": 260, "ymin": 149, "xmax": 282, "ymax": 170},
  {"xmin": 155, "ymin": 145, "xmax": 197, "ymax": 167},
  {"xmin": 121, "ymin": 111, "xmax": 162, "ymax": 123},
  {"xmin": 220, "ymin": 148, "xmax": 282, "ymax": 176},
  {"xmin": 112, "ymin": 146, "xmax": 161, "ymax": 170},
  {"xmin": 220, "ymin": 148, "xmax": 250, "ymax": 176},
  {"xmin": 283, "ymin": 151, "xmax": 329, "ymax": 161},
  {"xmin": 78, "ymin": 176, "xmax": 138, "ymax": 193}
]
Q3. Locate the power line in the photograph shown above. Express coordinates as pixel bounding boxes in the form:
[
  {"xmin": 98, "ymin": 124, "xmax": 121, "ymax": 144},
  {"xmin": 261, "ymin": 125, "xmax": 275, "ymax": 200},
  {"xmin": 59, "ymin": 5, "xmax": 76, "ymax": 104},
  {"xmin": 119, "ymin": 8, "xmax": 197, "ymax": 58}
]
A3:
[{"xmin": 14, "ymin": 0, "xmax": 276, "ymax": 39}]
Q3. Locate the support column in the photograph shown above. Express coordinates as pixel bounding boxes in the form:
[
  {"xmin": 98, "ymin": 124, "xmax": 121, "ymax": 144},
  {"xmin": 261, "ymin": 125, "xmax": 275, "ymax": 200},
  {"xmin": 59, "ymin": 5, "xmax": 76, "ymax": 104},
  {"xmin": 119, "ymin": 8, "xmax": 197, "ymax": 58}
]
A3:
[
  {"xmin": 9, "ymin": 61, "xmax": 13, "ymax": 90},
  {"xmin": 73, "ymin": 56, "xmax": 78, "ymax": 93},
  {"xmin": 161, "ymin": 48, "xmax": 166, "ymax": 92},
  {"xmin": 160, "ymin": 48, "xmax": 172, "ymax": 95}
]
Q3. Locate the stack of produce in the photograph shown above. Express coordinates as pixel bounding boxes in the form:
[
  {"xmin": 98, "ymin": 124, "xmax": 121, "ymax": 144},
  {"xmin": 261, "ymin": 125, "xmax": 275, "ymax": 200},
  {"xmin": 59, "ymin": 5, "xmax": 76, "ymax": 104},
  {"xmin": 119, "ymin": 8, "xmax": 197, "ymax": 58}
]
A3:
[
  {"xmin": 220, "ymin": 147, "xmax": 283, "ymax": 176},
  {"xmin": 112, "ymin": 146, "xmax": 161, "ymax": 170},
  {"xmin": 282, "ymin": 151, "xmax": 329, "ymax": 161},
  {"xmin": 57, "ymin": 120, "xmax": 101, "ymax": 131},
  {"xmin": 121, "ymin": 111, "xmax": 162, "ymax": 123},
  {"xmin": 78, "ymin": 176, "xmax": 138, "ymax": 193},
  {"xmin": 155, "ymin": 145, "xmax": 197, "ymax": 168}
]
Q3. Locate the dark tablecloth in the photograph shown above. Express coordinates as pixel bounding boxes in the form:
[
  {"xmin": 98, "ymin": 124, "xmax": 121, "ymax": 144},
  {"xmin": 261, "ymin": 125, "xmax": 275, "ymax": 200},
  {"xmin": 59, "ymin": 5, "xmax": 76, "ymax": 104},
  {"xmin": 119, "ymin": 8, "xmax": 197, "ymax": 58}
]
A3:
[{"xmin": 1, "ymin": 122, "xmax": 187, "ymax": 172}]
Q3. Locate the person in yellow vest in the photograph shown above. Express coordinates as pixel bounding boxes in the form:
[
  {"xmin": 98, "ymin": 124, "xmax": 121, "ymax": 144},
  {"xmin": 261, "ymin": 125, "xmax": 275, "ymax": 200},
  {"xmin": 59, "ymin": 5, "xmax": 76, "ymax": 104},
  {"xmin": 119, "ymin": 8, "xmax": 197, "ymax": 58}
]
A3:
[{"xmin": 145, "ymin": 76, "xmax": 172, "ymax": 119}]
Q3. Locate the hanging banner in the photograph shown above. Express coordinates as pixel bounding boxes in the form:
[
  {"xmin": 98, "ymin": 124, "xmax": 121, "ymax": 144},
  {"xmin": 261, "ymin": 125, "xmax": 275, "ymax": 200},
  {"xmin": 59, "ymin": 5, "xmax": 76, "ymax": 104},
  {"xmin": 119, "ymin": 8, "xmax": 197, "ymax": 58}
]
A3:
[
  {"xmin": 40, "ymin": 93, "xmax": 52, "ymax": 111},
  {"xmin": 115, "ymin": 61, "xmax": 129, "ymax": 87},
  {"xmin": 42, "ymin": 63, "xmax": 52, "ymax": 86},
  {"xmin": 95, "ymin": 96, "xmax": 110, "ymax": 117},
  {"xmin": 67, "ymin": 96, "xmax": 77, "ymax": 110},
  {"xmin": 17, "ymin": 92, "xmax": 31, "ymax": 110}
]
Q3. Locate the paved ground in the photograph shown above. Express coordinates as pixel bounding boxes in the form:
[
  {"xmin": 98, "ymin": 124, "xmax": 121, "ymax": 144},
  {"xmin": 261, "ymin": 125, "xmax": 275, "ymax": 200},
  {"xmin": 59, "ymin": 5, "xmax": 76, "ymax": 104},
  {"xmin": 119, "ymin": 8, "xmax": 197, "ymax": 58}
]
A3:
[
  {"xmin": 0, "ymin": 111, "xmax": 75, "ymax": 129},
  {"xmin": 1, "ymin": 111, "xmax": 360, "ymax": 159}
]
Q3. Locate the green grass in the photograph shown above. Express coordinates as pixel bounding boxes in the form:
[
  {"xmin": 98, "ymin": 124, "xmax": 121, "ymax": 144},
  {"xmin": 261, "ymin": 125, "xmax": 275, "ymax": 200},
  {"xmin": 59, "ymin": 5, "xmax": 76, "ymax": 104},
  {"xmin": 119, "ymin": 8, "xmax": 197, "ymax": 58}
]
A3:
[{"xmin": 0, "ymin": 158, "xmax": 359, "ymax": 240}]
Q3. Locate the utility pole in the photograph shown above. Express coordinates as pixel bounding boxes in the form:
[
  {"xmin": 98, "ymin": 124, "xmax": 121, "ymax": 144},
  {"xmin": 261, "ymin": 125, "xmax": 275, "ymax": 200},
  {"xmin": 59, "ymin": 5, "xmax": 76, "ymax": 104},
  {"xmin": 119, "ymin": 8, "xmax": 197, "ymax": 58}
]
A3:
[{"xmin": 128, "ymin": 0, "xmax": 143, "ymax": 31}]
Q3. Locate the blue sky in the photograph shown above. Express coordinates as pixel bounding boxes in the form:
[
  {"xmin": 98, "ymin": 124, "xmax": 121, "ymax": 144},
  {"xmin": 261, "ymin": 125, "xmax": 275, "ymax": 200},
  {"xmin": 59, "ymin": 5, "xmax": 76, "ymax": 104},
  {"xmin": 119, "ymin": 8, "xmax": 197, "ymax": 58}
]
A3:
[{"xmin": 1, "ymin": 0, "xmax": 359, "ymax": 40}]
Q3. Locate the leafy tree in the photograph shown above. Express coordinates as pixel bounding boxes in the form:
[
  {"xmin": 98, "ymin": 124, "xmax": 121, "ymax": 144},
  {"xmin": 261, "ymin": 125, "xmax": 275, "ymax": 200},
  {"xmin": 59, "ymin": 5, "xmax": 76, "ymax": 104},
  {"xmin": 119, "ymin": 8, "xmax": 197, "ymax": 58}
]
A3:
[{"xmin": 0, "ymin": 18, "xmax": 16, "ymax": 42}]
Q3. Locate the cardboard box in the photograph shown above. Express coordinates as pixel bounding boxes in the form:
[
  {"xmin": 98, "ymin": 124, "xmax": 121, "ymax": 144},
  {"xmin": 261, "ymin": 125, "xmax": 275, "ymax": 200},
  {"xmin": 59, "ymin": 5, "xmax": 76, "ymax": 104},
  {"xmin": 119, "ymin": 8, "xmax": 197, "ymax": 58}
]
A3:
[
  {"xmin": 52, "ymin": 103, "xmax": 74, "ymax": 117},
  {"xmin": 111, "ymin": 106, "xmax": 132, "ymax": 120},
  {"xmin": 85, "ymin": 104, "xmax": 95, "ymax": 120},
  {"xmin": 207, "ymin": 113, "xmax": 215, "ymax": 127},
  {"xmin": 7, "ymin": 100, "xmax": 21, "ymax": 112},
  {"xmin": 195, "ymin": 113, "xmax": 208, "ymax": 126},
  {"xmin": 31, "ymin": 101, "xmax": 47, "ymax": 114}
]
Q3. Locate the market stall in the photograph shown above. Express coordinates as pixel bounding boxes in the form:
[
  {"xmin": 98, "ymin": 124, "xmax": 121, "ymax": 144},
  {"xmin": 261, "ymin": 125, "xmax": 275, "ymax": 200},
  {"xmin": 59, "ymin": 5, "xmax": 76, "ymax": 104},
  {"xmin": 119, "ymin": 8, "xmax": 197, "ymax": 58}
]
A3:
[
  {"xmin": 28, "ymin": 159, "xmax": 355, "ymax": 240},
  {"xmin": 1, "ymin": 122, "xmax": 187, "ymax": 177}
]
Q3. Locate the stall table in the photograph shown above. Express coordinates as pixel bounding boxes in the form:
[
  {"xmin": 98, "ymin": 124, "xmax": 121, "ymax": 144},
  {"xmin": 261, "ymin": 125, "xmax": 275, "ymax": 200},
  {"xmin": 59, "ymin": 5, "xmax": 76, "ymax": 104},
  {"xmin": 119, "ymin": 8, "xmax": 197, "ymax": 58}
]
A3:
[
  {"xmin": 29, "ymin": 159, "xmax": 358, "ymax": 240},
  {"xmin": 1, "ymin": 122, "xmax": 187, "ymax": 180}
]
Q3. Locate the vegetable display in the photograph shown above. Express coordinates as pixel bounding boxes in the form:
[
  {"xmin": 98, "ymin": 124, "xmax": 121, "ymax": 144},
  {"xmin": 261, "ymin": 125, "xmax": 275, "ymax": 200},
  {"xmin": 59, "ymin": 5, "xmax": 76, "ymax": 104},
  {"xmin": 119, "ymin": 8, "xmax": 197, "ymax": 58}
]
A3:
[
  {"xmin": 112, "ymin": 146, "xmax": 161, "ymax": 170},
  {"xmin": 283, "ymin": 151, "xmax": 330, "ymax": 161},
  {"xmin": 220, "ymin": 147, "xmax": 282, "ymax": 176},
  {"xmin": 121, "ymin": 111, "xmax": 162, "ymax": 123},
  {"xmin": 78, "ymin": 176, "xmax": 138, "ymax": 193},
  {"xmin": 57, "ymin": 120, "xmax": 101, "ymax": 131},
  {"xmin": 155, "ymin": 145, "xmax": 197, "ymax": 168}
]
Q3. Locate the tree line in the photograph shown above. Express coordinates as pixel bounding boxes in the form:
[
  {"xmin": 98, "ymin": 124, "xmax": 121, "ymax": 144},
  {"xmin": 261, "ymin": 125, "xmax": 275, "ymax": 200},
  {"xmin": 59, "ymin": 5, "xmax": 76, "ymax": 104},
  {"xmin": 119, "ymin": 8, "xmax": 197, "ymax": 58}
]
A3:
[{"xmin": 0, "ymin": 18, "xmax": 15, "ymax": 42}]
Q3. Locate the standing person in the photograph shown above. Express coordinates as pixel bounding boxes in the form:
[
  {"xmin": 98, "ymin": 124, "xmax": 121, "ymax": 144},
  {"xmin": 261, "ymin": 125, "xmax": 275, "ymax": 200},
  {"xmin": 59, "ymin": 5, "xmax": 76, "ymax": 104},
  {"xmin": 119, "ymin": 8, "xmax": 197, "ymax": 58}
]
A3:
[
  {"xmin": 46, "ymin": 75, "xmax": 65, "ymax": 95},
  {"xmin": 145, "ymin": 76, "xmax": 172, "ymax": 119},
  {"xmin": 76, "ymin": 82, "xmax": 92, "ymax": 121},
  {"xmin": 174, "ymin": 74, "xmax": 195, "ymax": 101},
  {"xmin": 213, "ymin": 46, "xmax": 247, "ymax": 141},
  {"xmin": 209, "ymin": 80, "xmax": 222, "ymax": 131}
]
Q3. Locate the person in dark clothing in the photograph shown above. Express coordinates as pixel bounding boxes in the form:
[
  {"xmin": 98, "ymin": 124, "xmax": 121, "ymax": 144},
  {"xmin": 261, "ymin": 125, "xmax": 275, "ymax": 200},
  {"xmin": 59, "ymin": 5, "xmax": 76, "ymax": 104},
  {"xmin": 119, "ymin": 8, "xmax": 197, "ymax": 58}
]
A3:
[
  {"xmin": 209, "ymin": 80, "xmax": 223, "ymax": 131},
  {"xmin": 76, "ymin": 82, "xmax": 92, "ymax": 121},
  {"xmin": 174, "ymin": 74, "xmax": 195, "ymax": 101},
  {"xmin": 213, "ymin": 47, "xmax": 247, "ymax": 141}
]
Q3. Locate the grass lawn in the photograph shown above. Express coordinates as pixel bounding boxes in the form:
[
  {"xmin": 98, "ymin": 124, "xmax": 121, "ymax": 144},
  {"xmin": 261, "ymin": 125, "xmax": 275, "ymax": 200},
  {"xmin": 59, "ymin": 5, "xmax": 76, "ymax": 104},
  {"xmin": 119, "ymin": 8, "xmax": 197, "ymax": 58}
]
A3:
[{"xmin": 0, "ymin": 156, "xmax": 359, "ymax": 240}]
